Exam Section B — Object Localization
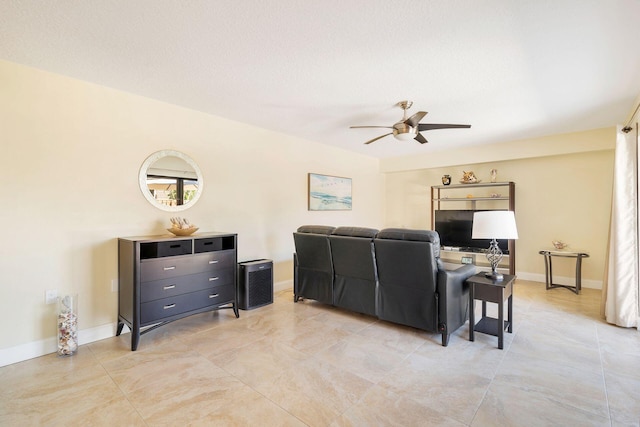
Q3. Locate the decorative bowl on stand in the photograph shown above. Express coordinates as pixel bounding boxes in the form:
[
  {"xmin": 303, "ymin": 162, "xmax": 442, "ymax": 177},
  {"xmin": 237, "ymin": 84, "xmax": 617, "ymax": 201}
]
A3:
[
  {"xmin": 167, "ymin": 227, "xmax": 199, "ymax": 236},
  {"xmin": 552, "ymin": 240, "xmax": 567, "ymax": 250}
]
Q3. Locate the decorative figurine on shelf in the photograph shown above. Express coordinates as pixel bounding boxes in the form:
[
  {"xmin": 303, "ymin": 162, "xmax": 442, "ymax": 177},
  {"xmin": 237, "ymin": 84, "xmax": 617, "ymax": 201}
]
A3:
[
  {"xmin": 460, "ymin": 171, "xmax": 479, "ymax": 184},
  {"xmin": 442, "ymin": 174, "xmax": 451, "ymax": 185},
  {"xmin": 490, "ymin": 168, "xmax": 498, "ymax": 183}
]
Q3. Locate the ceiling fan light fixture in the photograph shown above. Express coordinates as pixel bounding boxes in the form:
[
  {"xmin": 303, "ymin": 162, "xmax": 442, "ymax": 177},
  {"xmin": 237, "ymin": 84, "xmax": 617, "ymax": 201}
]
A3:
[
  {"xmin": 351, "ymin": 100, "xmax": 471, "ymax": 145},
  {"xmin": 394, "ymin": 132, "xmax": 416, "ymax": 141},
  {"xmin": 392, "ymin": 122, "xmax": 417, "ymax": 141}
]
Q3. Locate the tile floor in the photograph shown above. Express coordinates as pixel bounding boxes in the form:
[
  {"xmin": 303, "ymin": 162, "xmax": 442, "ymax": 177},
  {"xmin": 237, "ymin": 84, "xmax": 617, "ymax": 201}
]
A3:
[{"xmin": 1, "ymin": 280, "xmax": 639, "ymax": 426}]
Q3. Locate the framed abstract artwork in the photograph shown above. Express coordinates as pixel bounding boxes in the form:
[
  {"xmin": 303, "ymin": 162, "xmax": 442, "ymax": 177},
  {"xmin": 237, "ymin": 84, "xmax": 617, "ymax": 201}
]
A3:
[{"xmin": 308, "ymin": 173, "xmax": 352, "ymax": 211}]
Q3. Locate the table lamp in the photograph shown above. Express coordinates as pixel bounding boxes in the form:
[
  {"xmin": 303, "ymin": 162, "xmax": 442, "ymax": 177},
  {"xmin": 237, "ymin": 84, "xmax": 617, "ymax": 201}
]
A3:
[{"xmin": 471, "ymin": 211, "xmax": 518, "ymax": 281}]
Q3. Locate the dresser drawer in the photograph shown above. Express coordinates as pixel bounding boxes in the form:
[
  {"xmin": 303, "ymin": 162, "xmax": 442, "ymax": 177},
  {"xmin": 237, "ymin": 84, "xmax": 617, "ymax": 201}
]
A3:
[
  {"xmin": 140, "ymin": 250, "xmax": 235, "ymax": 282},
  {"xmin": 140, "ymin": 239, "xmax": 192, "ymax": 259},
  {"xmin": 141, "ymin": 268, "xmax": 235, "ymax": 303},
  {"xmin": 140, "ymin": 284, "xmax": 236, "ymax": 324},
  {"xmin": 194, "ymin": 236, "xmax": 236, "ymax": 253},
  {"xmin": 198, "ymin": 249, "xmax": 236, "ymax": 269}
]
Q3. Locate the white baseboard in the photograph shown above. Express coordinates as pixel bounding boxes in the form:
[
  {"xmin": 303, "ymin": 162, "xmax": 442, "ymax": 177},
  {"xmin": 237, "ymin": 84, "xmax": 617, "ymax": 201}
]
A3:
[
  {"xmin": 516, "ymin": 271, "xmax": 602, "ymax": 290},
  {"xmin": 2, "ymin": 275, "xmax": 599, "ymax": 367},
  {"xmin": 0, "ymin": 322, "xmax": 120, "ymax": 368},
  {"xmin": 3, "ymin": 281, "xmax": 294, "ymax": 367},
  {"xmin": 443, "ymin": 262, "xmax": 603, "ymax": 290},
  {"xmin": 274, "ymin": 279, "xmax": 292, "ymax": 292}
]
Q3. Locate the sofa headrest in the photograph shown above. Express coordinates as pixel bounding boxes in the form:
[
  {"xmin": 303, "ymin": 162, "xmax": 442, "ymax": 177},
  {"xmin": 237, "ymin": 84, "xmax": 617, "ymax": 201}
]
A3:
[
  {"xmin": 331, "ymin": 226, "xmax": 379, "ymax": 238},
  {"xmin": 376, "ymin": 228, "xmax": 441, "ymax": 256},
  {"xmin": 296, "ymin": 225, "xmax": 336, "ymax": 235}
]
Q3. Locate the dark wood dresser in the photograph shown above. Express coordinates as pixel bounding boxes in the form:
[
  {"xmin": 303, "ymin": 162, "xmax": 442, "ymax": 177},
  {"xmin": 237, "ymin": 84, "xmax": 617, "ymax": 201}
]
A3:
[{"xmin": 117, "ymin": 232, "xmax": 238, "ymax": 350}]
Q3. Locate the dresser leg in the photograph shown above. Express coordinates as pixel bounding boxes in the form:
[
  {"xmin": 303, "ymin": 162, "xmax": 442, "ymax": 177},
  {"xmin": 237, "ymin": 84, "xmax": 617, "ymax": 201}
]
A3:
[
  {"xmin": 131, "ymin": 330, "xmax": 140, "ymax": 351},
  {"xmin": 233, "ymin": 304, "xmax": 239, "ymax": 318},
  {"xmin": 116, "ymin": 321, "xmax": 124, "ymax": 336}
]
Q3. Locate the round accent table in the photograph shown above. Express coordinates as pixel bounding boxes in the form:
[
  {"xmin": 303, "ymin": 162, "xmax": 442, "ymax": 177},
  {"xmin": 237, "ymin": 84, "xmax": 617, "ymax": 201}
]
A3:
[{"xmin": 538, "ymin": 249, "xmax": 589, "ymax": 295}]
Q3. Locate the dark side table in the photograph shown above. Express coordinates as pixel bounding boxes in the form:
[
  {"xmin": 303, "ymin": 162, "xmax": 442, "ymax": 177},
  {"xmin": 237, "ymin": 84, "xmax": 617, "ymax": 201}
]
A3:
[
  {"xmin": 538, "ymin": 250, "xmax": 589, "ymax": 294},
  {"xmin": 467, "ymin": 273, "xmax": 516, "ymax": 350}
]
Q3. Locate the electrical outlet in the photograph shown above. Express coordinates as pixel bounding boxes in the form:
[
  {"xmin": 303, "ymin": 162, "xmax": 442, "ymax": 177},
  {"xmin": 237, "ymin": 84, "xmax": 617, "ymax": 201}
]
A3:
[
  {"xmin": 111, "ymin": 279, "xmax": 118, "ymax": 292},
  {"xmin": 45, "ymin": 289, "xmax": 58, "ymax": 304}
]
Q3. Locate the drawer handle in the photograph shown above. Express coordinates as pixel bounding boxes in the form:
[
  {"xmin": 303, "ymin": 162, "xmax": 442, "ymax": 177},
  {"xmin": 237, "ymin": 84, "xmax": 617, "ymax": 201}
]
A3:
[
  {"xmin": 163, "ymin": 285, "xmax": 176, "ymax": 290},
  {"xmin": 163, "ymin": 304, "xmax": 176, "ymax": 309},
  {"xmin": 209, "ymin": 277, "xmax": 219, "ymax": 281},
  {"xmin": 209, "ymin": 294, "xmax": 219, "ymax": 298},
  {"xmin": 208, "ymin": 260, "xmax": 219, "ymax": 264},
  {"xmin": 163, "ymin": 266, "xmax": 176, "ymax": 271}
]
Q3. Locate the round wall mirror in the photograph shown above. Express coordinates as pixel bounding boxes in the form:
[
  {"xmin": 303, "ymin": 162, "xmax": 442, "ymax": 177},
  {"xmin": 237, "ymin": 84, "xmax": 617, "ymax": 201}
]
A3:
[{"xmin": 138, "ymin": 150, "xmax": 203, "ymax": 212}]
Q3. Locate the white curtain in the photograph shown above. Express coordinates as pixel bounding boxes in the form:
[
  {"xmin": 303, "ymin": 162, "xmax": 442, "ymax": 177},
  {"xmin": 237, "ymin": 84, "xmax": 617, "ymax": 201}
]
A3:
[{"xmin": 603, "ymin": 124, "xmax": 640, "ymax": 329}]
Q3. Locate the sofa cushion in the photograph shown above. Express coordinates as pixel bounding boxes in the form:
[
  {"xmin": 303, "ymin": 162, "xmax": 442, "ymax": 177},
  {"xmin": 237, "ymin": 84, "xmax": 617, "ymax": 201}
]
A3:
[
  {"xmin": 331, "ymin": 226, "xmax": 378, "ymax": 238},
  {"xmin": 376, "ymin": 228, "xmax": 441, "ymax": 258},
  {"xmin": 297, "ymin": 225, "xmax": 336, "ymax": 235}
]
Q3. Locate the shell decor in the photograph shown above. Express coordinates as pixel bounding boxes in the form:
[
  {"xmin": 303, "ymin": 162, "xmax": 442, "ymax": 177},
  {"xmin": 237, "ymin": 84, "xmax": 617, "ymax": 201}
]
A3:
[
  {"xmin": 168, "ymin": 217, "xmax": 199, "ymax": 236},
  {"xmin": 57, "ymin": 295, "xmax": 78, "ymax": 356},
  {"xmin": 552, "ymin": 240, "xmax": 568, "ymax": 250}
]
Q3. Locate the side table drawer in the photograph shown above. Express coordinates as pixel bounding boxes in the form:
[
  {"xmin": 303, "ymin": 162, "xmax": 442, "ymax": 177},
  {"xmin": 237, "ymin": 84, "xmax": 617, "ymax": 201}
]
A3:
[
  {"xmin": 140, "ymin": 268, "xmax": 234, "ymax": 303},
  {"xmin": 140, "ymin": 284, "xmax": 236, "ymax": 324},
  {"xmin": 474, "ymin": 280, "xmax": 513, "ymax": 303}
]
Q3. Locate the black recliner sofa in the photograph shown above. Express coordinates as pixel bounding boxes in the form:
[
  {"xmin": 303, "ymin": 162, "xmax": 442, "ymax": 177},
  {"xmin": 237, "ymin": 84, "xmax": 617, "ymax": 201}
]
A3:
[
  {"xmin": 374, "ymin": 228, "xmax": 474, "ymax": 346},
  {"xmin": 329, "ymin": 226, "xmax": 379, "ymax": 316},
  {"xmin": 293, "ymin": 225, "xmax": 335, "ymax": 305},
  {"xmin": 293, "ymin": 225, "xmax": 476, "ymax": 346}
]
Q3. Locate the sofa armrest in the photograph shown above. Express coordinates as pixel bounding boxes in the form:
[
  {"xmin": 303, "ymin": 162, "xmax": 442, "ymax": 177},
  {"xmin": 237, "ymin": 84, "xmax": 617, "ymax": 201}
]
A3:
[{"xmin": 436, "ymin": 264, "xmax": 476, "ymax": 337}]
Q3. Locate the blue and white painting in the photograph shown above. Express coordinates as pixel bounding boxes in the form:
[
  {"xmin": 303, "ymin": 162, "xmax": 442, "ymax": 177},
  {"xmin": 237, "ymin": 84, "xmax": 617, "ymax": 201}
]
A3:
[{"xmin": 308, "ymin": 173, "xmax": 352, "ymax": 211}]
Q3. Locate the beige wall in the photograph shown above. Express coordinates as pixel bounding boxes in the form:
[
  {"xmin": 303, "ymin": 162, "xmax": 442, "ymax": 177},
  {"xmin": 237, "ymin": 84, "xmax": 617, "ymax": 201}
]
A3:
[
  {"xmin": 0, "ymin": 60, "xmax": 384, "ymax": 360},
  {"xmin": 383, "ymin": 143, "xmax": 615, "ymax": 287},
  {"xmin": 0, "ymin": 58, "xmax": 624, "ymax": 365}
]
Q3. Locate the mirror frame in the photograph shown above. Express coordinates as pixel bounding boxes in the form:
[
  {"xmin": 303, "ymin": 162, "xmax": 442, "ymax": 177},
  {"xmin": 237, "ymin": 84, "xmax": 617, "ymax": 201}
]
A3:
[{"xmin": 138, "ymin": 149, "xmax": 204, "ymax": 212}]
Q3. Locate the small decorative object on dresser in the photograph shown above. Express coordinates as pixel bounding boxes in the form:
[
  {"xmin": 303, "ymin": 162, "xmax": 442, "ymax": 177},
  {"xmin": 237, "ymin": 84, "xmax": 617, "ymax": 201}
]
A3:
[
  {"xmin": 490, "ymin": 168, "xmax": 498, "ymax": 183},
  {"xmin": 442, "ymin": 174, "xmax": 451, "ymax": 185},
  {"xmin": 168, "ymin": 217, "xmax": 198, "ymax": 236}
]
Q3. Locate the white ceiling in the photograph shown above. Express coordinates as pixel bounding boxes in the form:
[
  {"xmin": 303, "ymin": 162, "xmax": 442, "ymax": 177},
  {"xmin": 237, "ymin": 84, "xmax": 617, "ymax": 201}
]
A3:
[{"xmin": 1, "ymin": 1, "xmax": 639, "ymax": 159}]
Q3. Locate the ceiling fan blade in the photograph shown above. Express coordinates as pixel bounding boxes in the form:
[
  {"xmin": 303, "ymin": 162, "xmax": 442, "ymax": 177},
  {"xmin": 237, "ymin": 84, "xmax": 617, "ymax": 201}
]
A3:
[
  {"xmin": 364, "ymin": 133, "xmax": 393, "ymax": 145},
  {"xmin": 418, "ymin": 123, "xmax": 471, "ymax": 131},
  {"xmin": 350, "ymin": 125, "xmax": 394, "ymax": 129},
  {"xmin": 414, "ymin": 133, "xmax": 428, "ymax": 144},
  {"xmin": 405, "ymin": 111, "xmax": 427, "ymax": 128}
]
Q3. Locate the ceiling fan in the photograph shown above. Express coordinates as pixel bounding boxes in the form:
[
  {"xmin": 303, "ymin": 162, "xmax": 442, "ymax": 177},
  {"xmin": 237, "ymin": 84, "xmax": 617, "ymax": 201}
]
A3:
[{"xmin": 350, "ymin": 101, "xmax": 471, "ymax": 145}]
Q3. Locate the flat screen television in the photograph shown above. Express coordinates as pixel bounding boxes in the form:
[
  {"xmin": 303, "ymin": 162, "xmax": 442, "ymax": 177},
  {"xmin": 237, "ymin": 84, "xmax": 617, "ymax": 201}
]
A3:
[{"xmin": 434, "ymin": 210, "xmax": 509, "ymax": 253}]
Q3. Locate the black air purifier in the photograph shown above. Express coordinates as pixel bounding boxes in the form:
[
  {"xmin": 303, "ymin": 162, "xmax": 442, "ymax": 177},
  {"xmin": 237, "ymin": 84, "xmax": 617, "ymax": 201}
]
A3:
[{"xmin": 238, "ymin": 259, "xmax": 273, "ymax": 310}]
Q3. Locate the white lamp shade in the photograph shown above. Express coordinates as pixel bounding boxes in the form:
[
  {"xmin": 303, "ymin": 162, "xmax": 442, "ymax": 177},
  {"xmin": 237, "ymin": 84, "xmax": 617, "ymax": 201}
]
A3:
[{"xmin": 472, "ymin": 211, "xmax": 519, "ymax": 240}]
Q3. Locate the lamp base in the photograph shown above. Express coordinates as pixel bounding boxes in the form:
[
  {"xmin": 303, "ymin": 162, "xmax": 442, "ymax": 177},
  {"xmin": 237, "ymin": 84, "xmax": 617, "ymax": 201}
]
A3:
[{"xmin": 484, "ymin": 271, "xmax": 504, "ymax": 281}]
